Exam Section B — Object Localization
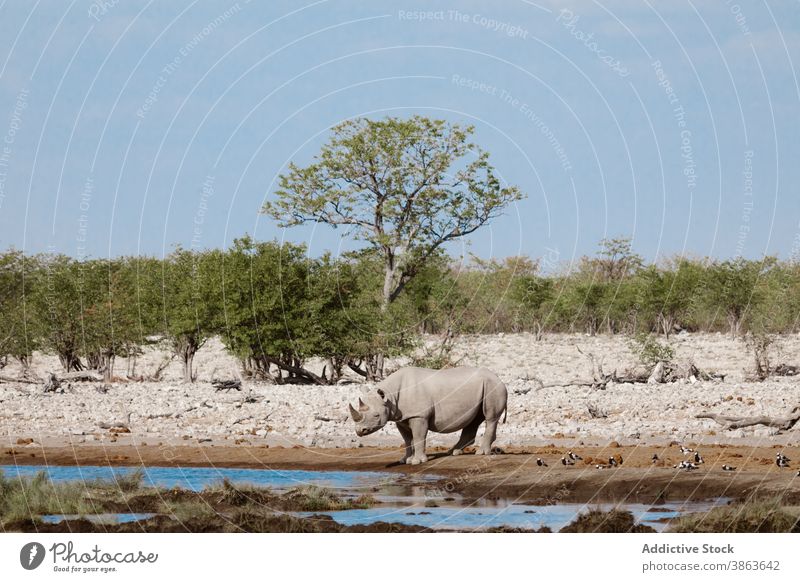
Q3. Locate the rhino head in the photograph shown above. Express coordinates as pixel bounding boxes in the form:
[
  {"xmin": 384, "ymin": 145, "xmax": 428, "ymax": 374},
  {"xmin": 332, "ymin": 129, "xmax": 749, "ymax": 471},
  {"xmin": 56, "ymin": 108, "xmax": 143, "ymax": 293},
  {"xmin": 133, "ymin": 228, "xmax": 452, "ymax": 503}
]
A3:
[{"xmin": 349, "ymin": 389, "xmax": 390, "ymax": 437}]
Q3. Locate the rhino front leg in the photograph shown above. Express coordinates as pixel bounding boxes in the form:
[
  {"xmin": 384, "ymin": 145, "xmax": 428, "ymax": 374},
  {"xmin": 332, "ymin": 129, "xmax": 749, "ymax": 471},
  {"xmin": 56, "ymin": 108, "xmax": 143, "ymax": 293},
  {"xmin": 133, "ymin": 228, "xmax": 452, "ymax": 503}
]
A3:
[
  {"xmin": 396, "ymin": 421, "xmax": 413, "ymax": 464},
  {"xmin": 476, "ymin": 418, "xmax": 499, "ymax": 456},
  {"xmin": 448, "ymin": 414, "xmax": 482, "ymax": 456},
  {"xmin": 407, "ymin": 417, "xmax": 429, "ymax": 465}
]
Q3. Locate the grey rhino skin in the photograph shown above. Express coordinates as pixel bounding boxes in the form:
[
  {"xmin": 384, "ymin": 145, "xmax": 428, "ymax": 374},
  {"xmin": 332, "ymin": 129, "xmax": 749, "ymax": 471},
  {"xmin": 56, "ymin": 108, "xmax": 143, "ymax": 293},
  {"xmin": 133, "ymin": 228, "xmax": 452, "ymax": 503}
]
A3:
[{"xmin": 348, "ymin": 366, "xmax": 508, "ymax": 465}]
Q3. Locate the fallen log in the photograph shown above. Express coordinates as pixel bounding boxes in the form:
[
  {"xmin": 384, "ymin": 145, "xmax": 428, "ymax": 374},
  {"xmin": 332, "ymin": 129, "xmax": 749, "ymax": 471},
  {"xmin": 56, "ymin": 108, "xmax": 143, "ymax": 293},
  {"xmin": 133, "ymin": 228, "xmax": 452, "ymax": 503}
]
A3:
[
  {"xmin": 212, "ymin": 379, "xmax": 242, "ymax": 392},
  {"xmin": 0, "ymin": 374, "xmax": 39, "ymax": 384},
  {"xmin": 773, "ymin": 363, "xmax": 800, "ymax": 377},
  {"xmin": 529, "ymin": 377, "xmax": 596, "ymax": 390},
  {"xmin": 696, "ymin": 408, "xmax": 800, "ymax": 432},
  {"xmin": 59, "ymin": 370, "xmax": 102, "ymax": 382}
]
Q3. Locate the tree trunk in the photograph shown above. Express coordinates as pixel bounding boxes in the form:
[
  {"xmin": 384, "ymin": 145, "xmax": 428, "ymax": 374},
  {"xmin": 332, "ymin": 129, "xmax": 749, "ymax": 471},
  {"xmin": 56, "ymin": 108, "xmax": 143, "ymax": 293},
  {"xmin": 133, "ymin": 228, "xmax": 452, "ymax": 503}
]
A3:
[
  {"xmin": 14, "ymin": 354, "xmax": 31, "ymax": 370},
  {"xmin": 175, "ymin": 337, "xmax": 199, "ymax": 383},
  {"xmin": 371, "ymin": 265, "xmax": 397, "ymax": 380},
  {"xmin": 322, "ymin": 357, "xmax": 342, "ymax": 384},
  {"xmin": 182, "ymin": 349, "xmax": 195, "ymax": 383},
  {"xmin": 100, "ymin": 353, "xmax": 115, "ymax": 383},
  {"xmin": 127, "ymin": 353, "xmax": 137, "ymax": 378},
  {"xmin": 658, "ymin": 313, "xmax": 674, "ymax": 338},
  {"xmin": 728, "ymin": 311, "xmax": 742, "ymax": 338},
  {"xmin": 361, "ymin": 354, "xmax": 381, "ymax": 382},
  {"xmin": 533, "ymin": 321, "xmax": 543, "ymax": 341},
  {"xmin": 58, "ymin": 351, "xmax": 83, "ymax": 372}
]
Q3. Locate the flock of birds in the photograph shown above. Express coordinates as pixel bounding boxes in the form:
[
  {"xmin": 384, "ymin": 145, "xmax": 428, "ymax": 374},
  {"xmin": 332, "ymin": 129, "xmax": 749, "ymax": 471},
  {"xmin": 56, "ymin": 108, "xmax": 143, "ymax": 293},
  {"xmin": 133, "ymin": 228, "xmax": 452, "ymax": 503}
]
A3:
[
  {"xmin": 535, "ymin": 445, "xmax": 800, "ymax": 476},
  {"xmin": 536, "ymin": 450, "xmax": 621, "ymax": 469}
]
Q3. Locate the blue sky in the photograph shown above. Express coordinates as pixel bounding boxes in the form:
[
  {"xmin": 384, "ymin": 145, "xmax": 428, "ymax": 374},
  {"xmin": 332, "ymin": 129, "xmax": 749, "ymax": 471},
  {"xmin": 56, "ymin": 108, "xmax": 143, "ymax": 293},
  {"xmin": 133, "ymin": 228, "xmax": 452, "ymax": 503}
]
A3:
[{"xmin": 0, "ymin": 0, "xmax": 798, "ymax": 269}]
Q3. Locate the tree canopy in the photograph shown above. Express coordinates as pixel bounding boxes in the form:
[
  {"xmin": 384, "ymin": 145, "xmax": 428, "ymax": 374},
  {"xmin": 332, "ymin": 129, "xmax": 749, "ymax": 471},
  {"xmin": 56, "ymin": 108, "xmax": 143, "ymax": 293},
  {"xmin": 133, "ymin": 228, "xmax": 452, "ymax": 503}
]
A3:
[{"xmin": 263, "ymin": 116, "xmax": 523, "ymax": 307}]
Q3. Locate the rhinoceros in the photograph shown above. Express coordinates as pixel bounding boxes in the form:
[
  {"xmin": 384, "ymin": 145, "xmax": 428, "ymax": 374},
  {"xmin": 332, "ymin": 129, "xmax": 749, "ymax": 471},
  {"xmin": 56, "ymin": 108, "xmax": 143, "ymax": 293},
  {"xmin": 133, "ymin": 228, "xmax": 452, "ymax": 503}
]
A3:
[{"xmin": 348, "ymin": 366, "xmax": 508, "ymax": 465}]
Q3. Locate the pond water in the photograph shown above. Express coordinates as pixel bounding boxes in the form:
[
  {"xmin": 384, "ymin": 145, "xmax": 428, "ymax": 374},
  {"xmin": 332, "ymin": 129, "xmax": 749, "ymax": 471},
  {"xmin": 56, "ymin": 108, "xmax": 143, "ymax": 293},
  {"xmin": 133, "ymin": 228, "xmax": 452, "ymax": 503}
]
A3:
[
  {"xmin": 298, "ymin": 501, "xmax": 726, "ymax": 532},
  {"xmin": 1, "ymin": 465, "xmax": 725, "ymax": 532},
  {"xmin": 0, "ymin": 464, "xmax": 408, "ymax": 492}
]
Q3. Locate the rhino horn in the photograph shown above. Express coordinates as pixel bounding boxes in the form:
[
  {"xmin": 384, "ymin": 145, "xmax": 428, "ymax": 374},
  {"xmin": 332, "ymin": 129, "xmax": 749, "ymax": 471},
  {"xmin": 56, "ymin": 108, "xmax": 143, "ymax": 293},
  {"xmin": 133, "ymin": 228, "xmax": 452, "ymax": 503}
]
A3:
[
  {"xmin": 358, "ymin": 397, "xmax": 369, "ymax": 411},
  {"xmin": 349, "ymin": 403, "xmax": 363, "ymax": 422}
]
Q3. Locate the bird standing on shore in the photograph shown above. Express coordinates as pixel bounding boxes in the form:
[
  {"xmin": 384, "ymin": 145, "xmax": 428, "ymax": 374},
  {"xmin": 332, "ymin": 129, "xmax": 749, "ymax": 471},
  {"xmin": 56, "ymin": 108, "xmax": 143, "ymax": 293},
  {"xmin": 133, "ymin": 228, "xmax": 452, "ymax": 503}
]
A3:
[
  {"xmin": 568, "ymin": 451, "xmax": 583, "ymax": 461},
  {"xmin": 561, "ymin": 457, "xmax": 575, "ymax": 466},
  {"xmin": 652, "ymin": 454, "xmax": 659, "ymax": 463},
  {"xmin": 679, "ymin": 445, "xmax": 694, "ymax": 455},
  {"xmin": 722, "ymin": 465, "xmax": 736, "ymax": 471},
  {"xmin": 776, "ymin": 453, "xmax": 791, "ymax": 468},
  {"xmin": 608, "ymin": 457, "xmax": 618, "ymax": 467},
  {"xmin": 694, "ymin": 451, "xmax": 704, "ymax": 464},
  {"xmin": 537, "ymin": 458, "xmax": 548, "ymax": 467}
]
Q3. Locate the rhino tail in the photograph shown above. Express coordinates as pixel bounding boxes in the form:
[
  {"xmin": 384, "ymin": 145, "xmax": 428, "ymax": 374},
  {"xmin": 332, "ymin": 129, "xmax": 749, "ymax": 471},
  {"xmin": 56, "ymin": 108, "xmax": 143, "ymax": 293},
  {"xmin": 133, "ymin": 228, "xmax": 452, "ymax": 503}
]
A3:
[{"xmin": 503, "ymin": 407, "xmax": 507, "ymax": 424}]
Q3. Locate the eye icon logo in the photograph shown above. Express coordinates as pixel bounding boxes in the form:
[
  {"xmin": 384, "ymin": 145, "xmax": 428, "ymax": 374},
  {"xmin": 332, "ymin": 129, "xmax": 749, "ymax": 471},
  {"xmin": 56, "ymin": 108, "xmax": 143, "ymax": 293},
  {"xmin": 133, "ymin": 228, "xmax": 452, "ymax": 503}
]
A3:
[{"xmin": 20, "ymin": 542, "xmax": 46, "ymax": 570}]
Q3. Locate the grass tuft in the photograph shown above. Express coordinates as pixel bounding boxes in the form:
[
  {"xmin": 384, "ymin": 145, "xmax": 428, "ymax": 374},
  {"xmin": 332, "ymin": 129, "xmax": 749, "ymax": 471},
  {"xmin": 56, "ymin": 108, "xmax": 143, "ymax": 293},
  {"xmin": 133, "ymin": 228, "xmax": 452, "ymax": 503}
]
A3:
[
  {"xmin": 668, "ymin": 497, "xmax": 800, "ymax": 533},
  {"xmin": 560, "ymin": 508, "xmax": 655, "ymax": 533},
  {"xmin": 0, "ymin": 470, "xmax": 95, "ymax": 523}
]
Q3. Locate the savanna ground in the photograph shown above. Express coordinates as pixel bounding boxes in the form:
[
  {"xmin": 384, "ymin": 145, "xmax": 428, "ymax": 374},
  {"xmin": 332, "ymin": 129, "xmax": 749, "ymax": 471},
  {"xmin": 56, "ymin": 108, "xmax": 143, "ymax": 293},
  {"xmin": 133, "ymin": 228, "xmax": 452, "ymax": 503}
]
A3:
[{"xmin": 2, "ymin": 332, "xmax": 800, "ymax": 532}]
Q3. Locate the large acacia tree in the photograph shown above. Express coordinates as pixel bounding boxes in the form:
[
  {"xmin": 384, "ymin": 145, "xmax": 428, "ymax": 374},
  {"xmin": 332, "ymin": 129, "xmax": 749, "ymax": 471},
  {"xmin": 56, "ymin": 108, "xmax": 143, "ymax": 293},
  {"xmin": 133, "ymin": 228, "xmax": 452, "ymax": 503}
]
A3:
[{"xmin": 263, "ymin": 116, "xmax": 523, "ymax": 376}]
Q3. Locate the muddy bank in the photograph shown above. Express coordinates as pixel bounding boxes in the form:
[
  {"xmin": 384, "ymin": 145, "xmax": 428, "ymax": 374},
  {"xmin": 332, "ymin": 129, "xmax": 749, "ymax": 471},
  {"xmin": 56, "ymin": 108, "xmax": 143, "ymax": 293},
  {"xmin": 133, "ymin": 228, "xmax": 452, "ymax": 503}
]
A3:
[
  {"xmin": 4, "ymin": 443, "xmax": 799, "ymax": 505},
  {"xmin": 5, "ymin": 515, "xmax": 544, "ymax": 534}
]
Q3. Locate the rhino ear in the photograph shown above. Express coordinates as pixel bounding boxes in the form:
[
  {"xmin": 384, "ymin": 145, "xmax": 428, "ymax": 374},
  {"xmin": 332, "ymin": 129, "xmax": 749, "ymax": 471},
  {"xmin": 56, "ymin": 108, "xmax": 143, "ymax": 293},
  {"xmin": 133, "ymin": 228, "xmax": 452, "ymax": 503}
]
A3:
[
  {"xmin": 349, "ymin": 403, "xmax": 364, "ymax": 422},
  {"xmin": 376, "ymin": 388, "xmax": 386, "ymax": 400},
  {"xmin": 358, "ymin": 397, "xmax": 369, "ymax": 412}
]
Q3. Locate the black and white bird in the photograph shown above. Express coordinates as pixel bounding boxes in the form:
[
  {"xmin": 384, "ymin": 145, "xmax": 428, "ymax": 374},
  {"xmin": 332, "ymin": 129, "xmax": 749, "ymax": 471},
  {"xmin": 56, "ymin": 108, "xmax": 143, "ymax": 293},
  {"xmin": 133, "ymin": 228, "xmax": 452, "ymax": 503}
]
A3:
[
  {"xmin": 796, "ymin": 470, "xmax": 800, "ymax": 477},
  {"xmin": 608, "ymin": 457, "xmax": 618, "ymax": 467},
  {"xmin": 652, "ymin": 454, "xmax": 659, "ymax": 463},
  {"xmin": 679, "ymin": 445, "xmax": 694, "ymax": 455},
  {"xmin": 536, "ymin": 458, "xmax": 548, "ymax": 467},
  {"xmin": 596, "ymin": 464, "xmax": 607, "ymax": 470},
  {"xmin": 674, "ymin": 460, "xmax": 699, "ymax": 471},
  {"xmin": 722, "ymin": 464, "xmax": 736, "ymax": 472},
  {"xmin": 561, "ymin": 457, "xmax": 575, "ymax": 466},
  {"xmin": 777, "ymin": 452, "xmax": 790, "ymax": 464},
  {"xmin": 568, "ymin": 451, "xmax": 583, "ymax": 461},
  {"xmin": 776, "ymin": 454, "xmax": 791, "ymax": 468},
  {"xmin": 694, "ymin": 451, "xmax": 704, "ymax": 464}
]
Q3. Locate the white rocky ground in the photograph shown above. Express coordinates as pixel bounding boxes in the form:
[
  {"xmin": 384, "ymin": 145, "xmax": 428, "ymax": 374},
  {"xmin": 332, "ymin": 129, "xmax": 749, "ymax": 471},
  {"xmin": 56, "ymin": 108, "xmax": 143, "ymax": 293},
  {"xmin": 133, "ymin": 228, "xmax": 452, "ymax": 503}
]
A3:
[{"xmin": 2, "ymin": 333, "xmax": 800, "ymax": 450}]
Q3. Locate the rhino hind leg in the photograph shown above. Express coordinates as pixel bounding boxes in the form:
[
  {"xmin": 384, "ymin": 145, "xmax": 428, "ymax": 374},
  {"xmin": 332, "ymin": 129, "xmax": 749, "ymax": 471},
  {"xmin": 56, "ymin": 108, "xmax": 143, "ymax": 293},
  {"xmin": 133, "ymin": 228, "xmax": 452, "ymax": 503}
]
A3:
[
  {"xmin": 476, "ymin": 418, "xmax": 499, "ymax": 456},
  {"xmin": 449, "ymin": 413, "xmax": 483, "ymax": 456},
  {"xmin": 476, "ymin": 378, "xmax": 507, "ymax": 456}
]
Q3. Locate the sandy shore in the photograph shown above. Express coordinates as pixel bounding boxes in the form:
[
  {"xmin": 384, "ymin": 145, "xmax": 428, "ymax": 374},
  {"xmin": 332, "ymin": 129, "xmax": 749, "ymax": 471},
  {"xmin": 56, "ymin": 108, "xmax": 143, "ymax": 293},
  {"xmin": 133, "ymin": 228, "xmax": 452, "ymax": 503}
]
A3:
[{"xmin": 2, "ymin": 333, "xmax": 800, "ymax": 450}]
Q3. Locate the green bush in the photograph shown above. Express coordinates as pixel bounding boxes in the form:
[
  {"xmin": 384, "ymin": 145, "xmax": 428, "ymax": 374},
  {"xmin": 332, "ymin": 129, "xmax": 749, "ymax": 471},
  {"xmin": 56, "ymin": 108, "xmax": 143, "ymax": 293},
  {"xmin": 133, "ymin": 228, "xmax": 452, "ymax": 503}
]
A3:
[{"xmin": 628, "ymin": 332, "xmax": 675, "ymax": 367}]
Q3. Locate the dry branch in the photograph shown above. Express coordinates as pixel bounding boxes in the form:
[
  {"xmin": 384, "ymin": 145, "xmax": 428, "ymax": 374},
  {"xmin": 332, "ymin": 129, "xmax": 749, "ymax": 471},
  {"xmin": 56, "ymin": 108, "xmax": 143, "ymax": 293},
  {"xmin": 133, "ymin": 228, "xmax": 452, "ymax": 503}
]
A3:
[
  {"xmin": 0, "ymin": 374, "xmax": 39, "ymax": 384},
  {"xmin": 696, "ymin": 407, "xmax": 800, "ymax": 432},
  {"xmin": 212, "ymin": 379, "xmax": 242, "ymax": 392},
  {"xmin": 59, "ymin": 370, "xmax": 102, "ymax": 381}
]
